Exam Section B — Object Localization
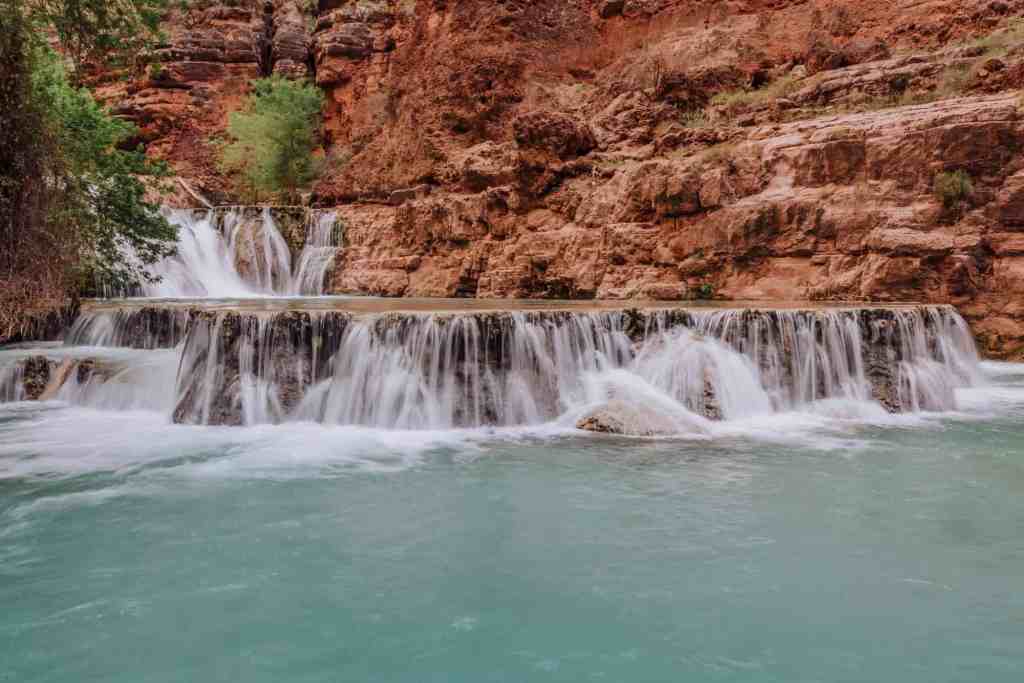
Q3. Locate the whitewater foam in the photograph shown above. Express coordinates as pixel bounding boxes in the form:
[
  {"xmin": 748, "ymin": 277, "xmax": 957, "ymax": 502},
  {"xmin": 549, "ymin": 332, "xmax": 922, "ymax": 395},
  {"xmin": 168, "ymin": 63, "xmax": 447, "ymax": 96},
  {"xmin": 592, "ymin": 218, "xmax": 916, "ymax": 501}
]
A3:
[{"xmin": 139, "ymin": 208, "xmax": 343, "ymax": 298}]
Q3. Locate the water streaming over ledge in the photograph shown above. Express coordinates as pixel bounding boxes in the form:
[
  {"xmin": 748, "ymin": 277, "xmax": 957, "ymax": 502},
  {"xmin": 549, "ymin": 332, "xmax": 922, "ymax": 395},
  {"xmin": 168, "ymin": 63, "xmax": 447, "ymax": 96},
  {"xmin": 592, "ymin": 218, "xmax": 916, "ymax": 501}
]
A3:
[
  {"xmin": 5, "ymin": 193, "xmax": 1022, "ymax": 681},
  {"xmin": 138, "ymin": 208, "xmax": 342, "ymax": 297},
  {"xmin": 0, "ymin": 301, "xmax": 983, "ymax": 434}
]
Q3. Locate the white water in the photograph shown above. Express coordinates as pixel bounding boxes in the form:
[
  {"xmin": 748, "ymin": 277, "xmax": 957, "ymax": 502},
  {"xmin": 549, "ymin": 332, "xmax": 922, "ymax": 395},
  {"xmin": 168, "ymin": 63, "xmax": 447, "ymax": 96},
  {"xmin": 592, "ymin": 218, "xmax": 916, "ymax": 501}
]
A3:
[
  {"xmin": 0, "ymin": 362, "xmax": 26, "ymax": 402},
  {"xmin": 46, "ymin": 203, "xmax": 995, "ymax": 442},
  {"xmin": 142, "ymin": 208, "xmax": 342, "ymax": 297},
  {"xmin": 0, "ymin": 303, "xmax": 1018, "ymax": 457},
  {"xmin": 164, "ymin": 306, "xmax": 985, "ymax": 431},
  {"xmin": 290, "ymin": 211, "xmax": 341, "ymax": 296},
  {"xmin": 145, "ymin": 210, "xmax": 259, "ymax": 297}
]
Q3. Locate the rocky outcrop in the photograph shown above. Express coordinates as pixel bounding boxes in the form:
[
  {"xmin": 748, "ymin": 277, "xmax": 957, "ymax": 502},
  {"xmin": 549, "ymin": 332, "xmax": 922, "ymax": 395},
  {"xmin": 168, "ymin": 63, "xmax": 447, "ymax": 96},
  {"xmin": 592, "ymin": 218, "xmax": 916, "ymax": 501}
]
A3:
[
  {"xmin": 321, "ymin": 92, "xmax": 1024, "ymax": 360},
  {"xmin": 272, "ymin": 1, "xmax": 313, "ymax": 79},
  {"xmin": 93, "ymin": 2, "xmax": 267, "ymax": 200},
  {"xmin": 312, "ymin": 0, "xmax": 402, "ymax": 145},
  {"xmin": 92, "ymin": 1, "xmax": 1024, "ymax": 358},
  {"xmin": 576, "ymin": 400, "xmax": 693, "ymax": 436},
  {"xmin": 16, "ymin": 357, "xmax": 52, "ymax": 401}
]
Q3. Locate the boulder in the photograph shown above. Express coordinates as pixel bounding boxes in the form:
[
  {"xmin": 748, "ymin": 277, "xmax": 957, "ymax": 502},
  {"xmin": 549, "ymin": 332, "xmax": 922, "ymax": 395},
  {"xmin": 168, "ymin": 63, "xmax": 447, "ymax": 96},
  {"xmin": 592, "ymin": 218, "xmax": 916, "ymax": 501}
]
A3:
[
  {"xmin": 513, "ymin": 111, "xmax": 596, "ymax": 160},
  {"xmin": 576, "ymin": 400, "xmax": 687, "ymax": 436}
]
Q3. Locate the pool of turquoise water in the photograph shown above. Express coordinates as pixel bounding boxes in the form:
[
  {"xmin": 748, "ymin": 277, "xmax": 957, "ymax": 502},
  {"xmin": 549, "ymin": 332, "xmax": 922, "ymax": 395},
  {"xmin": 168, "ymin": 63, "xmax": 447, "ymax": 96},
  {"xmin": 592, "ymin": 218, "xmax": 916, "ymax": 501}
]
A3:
[{"xmin": 2, "ymin": 371, "xmax": 1023, "ymax": 682}]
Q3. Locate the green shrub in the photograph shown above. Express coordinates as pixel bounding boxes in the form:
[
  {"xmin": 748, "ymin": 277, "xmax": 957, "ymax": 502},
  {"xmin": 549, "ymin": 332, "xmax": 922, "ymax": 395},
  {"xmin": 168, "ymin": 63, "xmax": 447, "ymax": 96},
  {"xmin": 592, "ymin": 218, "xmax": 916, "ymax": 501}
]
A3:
[
  {"xmin": 221, "ymin": 76, "xmax": 325, "ymax": 201},
  {"xmin": 933, "ymin": 170, "xmax": 974, "ymax": 210},
  {"xmin": 681, "ymin": 108, "xmax": 711, "ymax": 128},
  {"xmin": 970, "ymin": 19, "xmax": 1024, "ymax": 57},
  {"xmin": 936, "ymin": 63, "xmax": 973, "ymax": 98},
  {"xmin": 701, "ymin": 142, "xmax": 737, "ymax": 165},
  {"xmin": 710, "ymin": 74, "xmax": 800, "ymax": 117},
  {"xmin": 27, "ymin": 0, "xmax": 170, "ymax": 78},
  {"xmin": 694, "ymin": 283, "xmax": 715, "ymax": 300}
]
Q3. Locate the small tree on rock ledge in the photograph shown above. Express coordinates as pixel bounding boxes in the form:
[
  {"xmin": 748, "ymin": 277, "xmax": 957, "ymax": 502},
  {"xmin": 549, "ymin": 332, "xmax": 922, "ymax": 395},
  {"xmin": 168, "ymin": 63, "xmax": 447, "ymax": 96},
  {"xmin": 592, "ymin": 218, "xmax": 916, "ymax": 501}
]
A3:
[{"xmin": 221, "ymin": 76, "xmax": 325, "ymax": 203}]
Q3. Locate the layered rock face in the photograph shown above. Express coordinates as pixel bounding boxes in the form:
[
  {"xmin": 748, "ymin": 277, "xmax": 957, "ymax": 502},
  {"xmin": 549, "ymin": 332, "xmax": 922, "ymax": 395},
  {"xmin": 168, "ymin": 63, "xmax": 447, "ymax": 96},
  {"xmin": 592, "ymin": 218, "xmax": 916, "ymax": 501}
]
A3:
[
  {"xmin": 93, "ymin": 2, "xmax": 265, "ymax": 200},
  {"xmin": 107, "ymin": 0, "xmax": 1024, "ymax": 357}
]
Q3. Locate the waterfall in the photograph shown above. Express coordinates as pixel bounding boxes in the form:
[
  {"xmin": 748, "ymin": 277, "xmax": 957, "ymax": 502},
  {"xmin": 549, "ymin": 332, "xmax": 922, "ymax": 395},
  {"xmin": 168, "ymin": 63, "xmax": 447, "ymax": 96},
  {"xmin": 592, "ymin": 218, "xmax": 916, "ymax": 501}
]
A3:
[
  {"xmin": 3, "ymin": 302, "xmax": 985, "ymax": 432},
  {"xmin": 223, "ymin": 208, "xmax": 293, "ymax": 294},
  {"xmin": 138, "ymin": 208, "xmax": 340, "ymax": 298},
  {"xmin": 894, "ymin": 306, "xmax": 983, "ymax": 411},
  {"xmin": 144, "ymin": 209, "xmax": 264, "ymax": 297},
  {"xmin": 52, "ymin": 352, "xmax": 180, "ymax": 413},
  {"xmin": 289, "ymin": 211, "xmax": 342, "ymax": 296},
  {"xmin": 164, "ymin": 305, "xmax": 983, "ymax": 428},
  {"xmin": 0, "ymin": 363, "xmax": 26, "ymax": 402},
  {"xmin": 64, "ymin": 308, "xmax": 190, "ymax": 349}
]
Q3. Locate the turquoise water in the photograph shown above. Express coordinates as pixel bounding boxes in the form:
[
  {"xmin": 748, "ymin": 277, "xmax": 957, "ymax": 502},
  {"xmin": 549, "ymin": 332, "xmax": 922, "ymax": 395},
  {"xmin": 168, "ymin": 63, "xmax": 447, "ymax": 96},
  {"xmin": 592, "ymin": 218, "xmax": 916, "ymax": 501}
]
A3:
[{"xmin": 2, "ymin": 370, "xmax": 1024, "ymax": 681}]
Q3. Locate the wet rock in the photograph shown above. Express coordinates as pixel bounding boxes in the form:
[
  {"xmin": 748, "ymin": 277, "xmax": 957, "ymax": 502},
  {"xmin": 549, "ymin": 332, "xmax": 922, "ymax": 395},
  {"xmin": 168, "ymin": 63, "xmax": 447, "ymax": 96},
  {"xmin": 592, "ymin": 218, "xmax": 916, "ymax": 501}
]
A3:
[
  {"xmin": 21, "ymin": 357, "xmax": 52, "ymax": 401},
  {"xmin": 576, "ymin": 400, "xmax": 684, "ymax": 436},
  {"xmin": 38, "ymin": 360, "xmax": 76, "ymax": 401}
]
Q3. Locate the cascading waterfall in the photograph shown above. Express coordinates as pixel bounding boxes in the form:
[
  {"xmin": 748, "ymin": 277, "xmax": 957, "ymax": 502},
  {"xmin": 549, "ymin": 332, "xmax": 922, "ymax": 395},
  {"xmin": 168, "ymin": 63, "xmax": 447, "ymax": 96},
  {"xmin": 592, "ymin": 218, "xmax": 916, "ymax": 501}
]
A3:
[
  {"xmin": 690, "ymin": 310, "xmax": 874, "ymax": 410},
  {"xmin": 290, "ymin": 211, "xmax": 342, "ymax": 296},
  {"xmin": 222, "ymin": 208, "xmax": 294, "ymax": 294},
  {"xmin": 0, "ymin": 363, "xmax": 26, "ymax": 402},
  {"xmin": 57, "ymin": 353, "xmax": 180, "ymax": 413},
  {"xmin": 2, "ymin": 302, "xmax": 985, "ymax": 434},
  {"xmin": 64, "ymin": 308, "xmax": 190, "ymax": 349},
  {"xmin": 145, "ymin": 209, "xmax": 263, "ymax": 297},
  {"xmin": 293, "ymin": 312, "xmax": 636, "ymax": 429},
  {"xmin": 165, "ymin": 305, "xmax": 983, "ymax": 429},
  {"xmin": 894, "ymin": 306, "xmax": 983, "ymax": 411},
  {"xmin": 137, "ymin": 208, "xmax": 341, "ymax": 298}
]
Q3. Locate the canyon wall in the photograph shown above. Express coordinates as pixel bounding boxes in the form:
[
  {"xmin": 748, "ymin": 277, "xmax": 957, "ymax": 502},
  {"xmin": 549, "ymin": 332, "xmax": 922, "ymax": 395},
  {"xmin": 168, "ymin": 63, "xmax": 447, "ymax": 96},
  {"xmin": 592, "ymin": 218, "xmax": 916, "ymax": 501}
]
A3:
[{"xmin": 100, "ymin": 0, "xmax": 1024, "ymax": 358}]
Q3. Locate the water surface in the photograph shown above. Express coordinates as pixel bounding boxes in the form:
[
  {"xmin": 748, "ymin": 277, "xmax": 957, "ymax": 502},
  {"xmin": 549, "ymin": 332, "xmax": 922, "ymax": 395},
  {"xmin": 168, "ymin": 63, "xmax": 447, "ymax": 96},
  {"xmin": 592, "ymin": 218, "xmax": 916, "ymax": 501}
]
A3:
[{"xmin": 2, "ymin": 364, "xmax": 1023, "ymax": 682}]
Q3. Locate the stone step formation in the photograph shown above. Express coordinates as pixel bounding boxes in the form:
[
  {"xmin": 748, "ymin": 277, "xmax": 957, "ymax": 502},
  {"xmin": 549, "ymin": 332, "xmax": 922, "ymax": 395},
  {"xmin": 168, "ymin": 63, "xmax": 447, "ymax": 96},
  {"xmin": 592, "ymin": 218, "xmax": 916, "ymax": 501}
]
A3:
[{"xmin": 0, "ymin": 301, "xmax": 983, "ymax": 435}]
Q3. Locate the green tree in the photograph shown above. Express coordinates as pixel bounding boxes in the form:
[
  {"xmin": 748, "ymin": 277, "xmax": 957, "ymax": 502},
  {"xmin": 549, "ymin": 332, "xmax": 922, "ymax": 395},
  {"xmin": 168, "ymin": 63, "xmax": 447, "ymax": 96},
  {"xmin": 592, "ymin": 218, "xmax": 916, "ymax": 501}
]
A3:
[
  {"xmin": 222, "ymin": 76, "xmax": 325, "ymax": 202},
  {"xmin": 26, "ymin": 0, "xmax": 170, "ymax": 79},
  {"xmin": 33, "ymin": 47, "xmax": 177, "ymax": 287},
  {"xmin": 1, "ymin": 0, "xmax": 176, "ymax": 337}
]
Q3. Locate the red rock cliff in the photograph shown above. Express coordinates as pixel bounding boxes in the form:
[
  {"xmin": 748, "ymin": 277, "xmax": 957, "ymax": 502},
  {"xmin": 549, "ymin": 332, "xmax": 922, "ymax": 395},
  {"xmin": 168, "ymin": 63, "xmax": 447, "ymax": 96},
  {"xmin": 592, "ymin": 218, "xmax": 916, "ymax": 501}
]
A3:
[{"xmin": 101, "ymin": 0, "xmax": 1024, "ymax": 358}]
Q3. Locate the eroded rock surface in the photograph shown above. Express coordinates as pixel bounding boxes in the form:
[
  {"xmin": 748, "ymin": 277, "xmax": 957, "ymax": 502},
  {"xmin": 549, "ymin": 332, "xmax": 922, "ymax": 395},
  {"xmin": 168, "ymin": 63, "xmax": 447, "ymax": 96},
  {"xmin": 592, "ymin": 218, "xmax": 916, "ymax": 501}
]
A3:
[{"xmin": 95, "ymin": 0, "xmax": 1024, "ymax": 358}]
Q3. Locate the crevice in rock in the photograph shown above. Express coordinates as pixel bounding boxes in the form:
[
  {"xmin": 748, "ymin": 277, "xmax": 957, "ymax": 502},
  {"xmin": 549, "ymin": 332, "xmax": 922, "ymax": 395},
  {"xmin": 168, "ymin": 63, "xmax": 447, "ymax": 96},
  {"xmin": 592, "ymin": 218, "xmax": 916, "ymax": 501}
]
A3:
[
  {"xmin": 260, "ymin": 0, "xmax": 276, "ymax": 77},
  {"xmin": 307, "ymin": 4, "xmax": 319, "ymax": 83}
]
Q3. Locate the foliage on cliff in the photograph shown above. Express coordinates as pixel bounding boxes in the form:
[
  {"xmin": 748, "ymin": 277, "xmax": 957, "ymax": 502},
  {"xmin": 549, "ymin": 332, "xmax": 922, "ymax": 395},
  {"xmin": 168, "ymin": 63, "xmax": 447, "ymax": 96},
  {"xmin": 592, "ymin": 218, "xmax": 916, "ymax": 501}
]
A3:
[
  {"xmin": 0, "ymin": 0, "xmax": 175, "ymax": 340},
  {"xmin": 28, "ymin": 0, "xmax": 170, "ymax": 78},
  {"xmin": 34, "ymin": 49, "xmax": 178, "ymax": 282},
  {"xmin": 221, "ymin": 77, "xmax": 325, "ymax": 203}
]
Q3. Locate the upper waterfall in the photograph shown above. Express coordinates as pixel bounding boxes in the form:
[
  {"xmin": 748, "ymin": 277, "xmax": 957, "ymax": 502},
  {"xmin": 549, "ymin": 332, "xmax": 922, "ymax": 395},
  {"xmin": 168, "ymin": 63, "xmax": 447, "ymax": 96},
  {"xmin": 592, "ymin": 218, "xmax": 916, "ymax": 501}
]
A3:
[{"xmin": 140, "ymin": 208, "xmax": 342, "ymax": 298}]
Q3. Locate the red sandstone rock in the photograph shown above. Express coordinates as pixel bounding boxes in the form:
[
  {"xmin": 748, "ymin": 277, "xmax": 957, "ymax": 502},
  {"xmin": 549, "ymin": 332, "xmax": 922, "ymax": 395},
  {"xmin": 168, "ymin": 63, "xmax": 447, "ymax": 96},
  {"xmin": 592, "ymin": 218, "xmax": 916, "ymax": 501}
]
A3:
[{"xmin": 90, "ymin": 1, "xmax": 1024, "ymax": 357}]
